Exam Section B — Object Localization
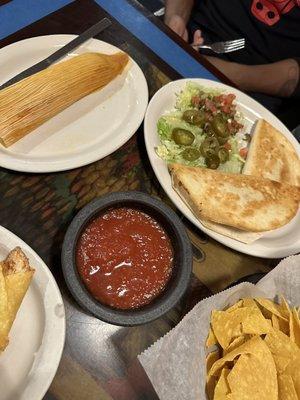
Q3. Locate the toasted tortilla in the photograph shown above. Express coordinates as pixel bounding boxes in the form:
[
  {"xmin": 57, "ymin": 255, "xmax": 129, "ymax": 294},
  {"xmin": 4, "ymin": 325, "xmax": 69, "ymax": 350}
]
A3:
[
  {"xmin": 0, "ymin": 247, "xmax": 34, "ymax": 351},
  {"xmin": 170, "ymin": 163, "xmax": 300, "ymax": 232},
  {"xmin": 195, "ymin": 119, "xmax": 300, "ymax": 242},
  {"xmin": 199, "ymin": 219, "xmax": 264, "ymax": 244},
  {"xmin": 243, "ymin": 119, "xmax": 300, "ymax": 186}
]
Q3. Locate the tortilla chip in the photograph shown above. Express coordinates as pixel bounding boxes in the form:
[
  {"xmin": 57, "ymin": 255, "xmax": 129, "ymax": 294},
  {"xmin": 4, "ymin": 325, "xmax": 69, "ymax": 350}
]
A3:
[
  {"xmin": 272, "ymin": 314, "xmax": 280, "ymax": 330},
  {"xmin": 209, "ymin": 336, "xmax": 274, "ymax": 378},
  {"xmin": 207, "ymin": 376, "xmax": 218, "ymax": 400},
  {"xmin": 242, "ymin": 298, "xmax": 257, "ymax": 308},
  {"xmin": 206, "ymin": 327, "xmax": 218, "ymax": 347},
  {"xmin": 255, "ymin": 298, "xmax": 288, "ymax": 321},
  {"xmin": 214, "ymin": 368, "xmax": 230, "ymax": 399},
  {"xmin": 265, "ymin": 329, "xmax": 300, "ymax": 374},
  {"xmin": 272, "ymin": 355, "xmax": 291, "ymax": 374},
  {"xmin": 207, "ymin": 350, "xmax": 220, "ymax": 374},
  {"xmin": 227, "ymin": 353, "xmax": 277, "ymax": 400},
  {"xmin": 265, "ymin": 329, "xmax": 299, "ymax": 358},
  {"xmin": 223, "ymin": 336, "xmax": 248, "ymax": 356},
  {"xmin": 211, "ymin": 308, "xmax": 256, "ymax": 350},
  {"xmin": 280, "ymin": 296, "xmax": 292, "ymax": 318},
  {"xmin": 242, "ymin": 306, "xmax": 271, "ymax": 335},
  {"xmin": 291, "ymin": 308, "xmax": 300, "ymax": 347},
  {"xmin": 289, "ymin": 312, "xmax": 296, "ymax": 343},
  {"xmin": 285, "ymin": 354, "xmax": 300, "ymax": 398},
  {"xmin": 225, "ymin": 300, "xmax": 243, "ymax": 313},
  {"xmin": 278, "ymin": 374, "xmax": 298, "ymax": 400},
  {"xmin": 277, "ymin": 316, "xmax": 290, "ymax": 335}
]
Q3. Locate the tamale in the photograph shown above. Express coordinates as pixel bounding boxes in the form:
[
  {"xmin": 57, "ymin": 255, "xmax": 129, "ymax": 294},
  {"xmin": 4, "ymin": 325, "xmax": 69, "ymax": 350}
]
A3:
[
  {"xmin": 0, "ymin": 247, "xmax": 34, "ymax": 352},
  {"xmin": 0, "ymin": 52, "xmax": 129, "ymax": 147}
]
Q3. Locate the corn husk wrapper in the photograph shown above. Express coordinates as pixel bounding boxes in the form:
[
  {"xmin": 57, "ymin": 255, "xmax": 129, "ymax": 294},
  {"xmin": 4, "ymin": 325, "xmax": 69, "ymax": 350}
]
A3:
[{"xmin": 0, "ymin": 52, "xmax": 129, "ymax": 147}]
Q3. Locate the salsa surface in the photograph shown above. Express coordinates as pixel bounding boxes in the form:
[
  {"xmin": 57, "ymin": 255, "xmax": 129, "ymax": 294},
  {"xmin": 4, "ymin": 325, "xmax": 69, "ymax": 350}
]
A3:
[{"xmin": 76, "ymin": 207, "xmax": 174, "ymax": 309}]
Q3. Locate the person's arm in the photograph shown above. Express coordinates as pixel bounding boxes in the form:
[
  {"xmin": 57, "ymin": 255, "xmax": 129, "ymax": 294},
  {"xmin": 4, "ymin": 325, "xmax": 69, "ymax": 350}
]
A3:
[
  {"xmin": 164, "ymin": 0, "xmax": 195, "ymax": 41},
  {"xmin": 205, "ymin": 57, "xmax": 300, "ymax": 97},
  {"xmin": 165, "ymin": 0, "xmax": 194, "ymax": 25}
]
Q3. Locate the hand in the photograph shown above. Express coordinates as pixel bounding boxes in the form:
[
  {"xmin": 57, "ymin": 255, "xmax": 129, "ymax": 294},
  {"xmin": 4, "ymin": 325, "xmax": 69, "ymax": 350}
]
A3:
[
  {"xmin": 192, "ymin": 29, "xmax": 204, "ymax": 49},
  {"xmin": 165, "ymin": 14, "xmax": 205, "ymax": 49},
  {"xmin": 165, "ymin": 14, "xmax": 189, "ymax": 41}
]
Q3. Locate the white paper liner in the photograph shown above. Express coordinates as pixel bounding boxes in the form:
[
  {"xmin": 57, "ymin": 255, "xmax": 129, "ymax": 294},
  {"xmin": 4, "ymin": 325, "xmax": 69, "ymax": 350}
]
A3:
[{"xmin": 138, "ymin": 255, "xmax": 300, "ymax": 400}]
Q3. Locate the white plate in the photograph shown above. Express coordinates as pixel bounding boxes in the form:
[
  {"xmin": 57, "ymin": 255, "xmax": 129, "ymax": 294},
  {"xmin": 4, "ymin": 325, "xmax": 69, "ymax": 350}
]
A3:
[
  {"xmin": 0, "ymin": 35, "xmax": 148, "ymax": 172},
  {"xmin": 144, "ymin": 78, "xmax": 300, "ymax": 258},
  {"xmin": 0, "ymin": 226, "xmax": 65, "ymax": 400}
]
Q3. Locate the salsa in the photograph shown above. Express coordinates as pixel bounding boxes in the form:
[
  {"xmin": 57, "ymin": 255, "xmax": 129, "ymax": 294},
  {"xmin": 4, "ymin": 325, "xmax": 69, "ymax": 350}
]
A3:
[{"xmin": 76, "ymin": 207, "xmax": 174, "ymax": 310}]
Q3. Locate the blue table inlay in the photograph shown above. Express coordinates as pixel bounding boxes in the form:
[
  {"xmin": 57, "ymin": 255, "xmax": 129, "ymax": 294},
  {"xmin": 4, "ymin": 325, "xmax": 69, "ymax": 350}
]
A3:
[{"xmin": 0, "ymin": 0, "xmax": 218, "ymax": 81}]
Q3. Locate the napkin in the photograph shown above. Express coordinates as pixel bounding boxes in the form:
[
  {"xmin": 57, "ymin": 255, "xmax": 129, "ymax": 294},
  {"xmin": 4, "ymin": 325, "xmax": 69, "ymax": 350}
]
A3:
[{"xmin": 138, "ymin": 255, "xmax": 300, "ymax": 400}]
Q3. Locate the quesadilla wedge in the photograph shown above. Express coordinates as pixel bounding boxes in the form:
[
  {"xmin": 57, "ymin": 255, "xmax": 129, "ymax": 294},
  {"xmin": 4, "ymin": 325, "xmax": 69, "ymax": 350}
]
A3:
[
  {"xmin": 243, "ymin": 119, "xmax": 300, "ymax": 186},
  {"xmin": 169, "ymin": 163, "xmax": 300, "ymax": 232},
  {"xmin": 197, "ymin": 119, "xmax": 300, "ymax": 242}
]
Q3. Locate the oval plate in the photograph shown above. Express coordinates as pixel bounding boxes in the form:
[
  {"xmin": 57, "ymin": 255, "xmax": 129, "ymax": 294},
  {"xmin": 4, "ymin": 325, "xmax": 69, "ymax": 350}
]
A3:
[
  {"xmin": 144, "ymin": 78, "xmax": 300, "ymax": 259},
  {"xmin": 0, "ymin": 35, "xmax": 148, "ymax": 172},
  {"xmin": 0, "ymin": 226, "xmax": 65, "ymax": 400}
]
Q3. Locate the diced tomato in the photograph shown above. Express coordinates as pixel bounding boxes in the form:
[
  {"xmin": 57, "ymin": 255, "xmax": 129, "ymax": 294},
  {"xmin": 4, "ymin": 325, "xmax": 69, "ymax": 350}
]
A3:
[
  {"xmin": 221, "ymin": 104, "xmax": 232, "ymax": 114},
  {"xmin": 226, "ymin": 93, "xmax": 236, "ymax": 104},
  {"xmin": 219, "ymin": 93, "xmax": 237, "ymax": 113},
  {"xmin": 239, "ymin": 147, "xmax": 248, "ymax": 159},
  {"xmin": 205, "ymin": 99, "xmax": 217, "ymax": 113},
  {"xmin": 228, "ymin": 120, "xmax": 243, "ymax": 134},
  {"xmin": 224, "ymin": 142, "xmax": 231, "ymax": 151},
  {"xmin": 191, "ymin": 95, "xmax": 200, "ymax": 107},
  {"xmin": 213, "ymin": 95, "xmax": 222, "ymax": 105}
]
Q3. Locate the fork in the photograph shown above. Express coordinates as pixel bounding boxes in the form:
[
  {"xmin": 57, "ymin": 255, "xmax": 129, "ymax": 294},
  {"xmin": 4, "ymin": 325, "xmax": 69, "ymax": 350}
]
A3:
[{"xmin": 193, "ymin": 38, "xmax": 245, "ymax": 54}]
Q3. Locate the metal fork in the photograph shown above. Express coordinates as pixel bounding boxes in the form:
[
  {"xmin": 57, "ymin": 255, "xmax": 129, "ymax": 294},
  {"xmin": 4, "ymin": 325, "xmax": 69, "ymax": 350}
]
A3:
[{"xmin": 194, "ymin": 38, "xmax": 245, "ymax": 54}]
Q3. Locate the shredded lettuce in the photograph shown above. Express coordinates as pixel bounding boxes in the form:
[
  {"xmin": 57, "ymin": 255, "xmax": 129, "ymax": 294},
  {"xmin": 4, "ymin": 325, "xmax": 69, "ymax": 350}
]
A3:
[
  {"xmin": 218, "ymin": 159, "xmax": 243, "ymax": 174},
  {"xmin": 175, "ymin": 82, "xmax": 201, "ymax": 110},
  {"xmin": 175, "ymin": 82, "xmax": 223, "ymax": 111}
]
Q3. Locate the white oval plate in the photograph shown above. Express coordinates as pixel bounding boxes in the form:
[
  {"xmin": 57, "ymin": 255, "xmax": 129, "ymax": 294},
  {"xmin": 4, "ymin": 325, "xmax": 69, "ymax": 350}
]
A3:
[
  {"xmin": 144, "ymin": 78, "xmax": 300, "ymax": 258},
  {"xmin": 0, "ymin": 225, "xmax": 65, "ymax": 400},
  {"xmin": 0, "ymin": 35, "xmax": 148, "ymax": 172}
]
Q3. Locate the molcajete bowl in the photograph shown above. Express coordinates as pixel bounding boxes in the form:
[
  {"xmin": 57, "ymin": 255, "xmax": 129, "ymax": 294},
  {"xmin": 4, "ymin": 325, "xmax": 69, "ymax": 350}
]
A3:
[{"xmin": 61, "ymin": 191, "xmax": 193, "ymax": 326}]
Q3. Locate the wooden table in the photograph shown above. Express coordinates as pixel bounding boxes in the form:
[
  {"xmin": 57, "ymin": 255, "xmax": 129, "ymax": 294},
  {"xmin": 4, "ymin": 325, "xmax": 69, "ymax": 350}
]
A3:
[{"xmin": 0, "ymin": 1, "xmax": 277, "ymax": 399}]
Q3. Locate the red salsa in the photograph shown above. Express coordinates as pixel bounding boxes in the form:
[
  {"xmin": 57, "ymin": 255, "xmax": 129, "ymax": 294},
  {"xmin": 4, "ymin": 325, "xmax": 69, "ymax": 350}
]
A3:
[{"xmin": 76, "ymin": 207, "xmax": 174, "ymax": 309}]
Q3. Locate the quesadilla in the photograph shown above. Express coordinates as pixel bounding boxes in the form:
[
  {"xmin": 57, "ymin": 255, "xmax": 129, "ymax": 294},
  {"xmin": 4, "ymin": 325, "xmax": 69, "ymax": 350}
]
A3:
[
  {"xmin": 170, "ymin": 163, "xmax": 300, "ymax": 232},
  {"xmin": 190, "ymin": 119, "xmax": 300, "ymax": 242},
  {"xmin": 243, "ymin": 119, "xmax": 300, "ymax": 186}
]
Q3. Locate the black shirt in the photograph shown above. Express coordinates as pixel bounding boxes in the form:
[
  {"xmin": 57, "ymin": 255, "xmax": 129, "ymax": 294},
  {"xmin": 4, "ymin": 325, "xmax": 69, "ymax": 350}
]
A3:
[{"xmin": 190, "ymin": 0, "xmax": 300, "ymax": 64}]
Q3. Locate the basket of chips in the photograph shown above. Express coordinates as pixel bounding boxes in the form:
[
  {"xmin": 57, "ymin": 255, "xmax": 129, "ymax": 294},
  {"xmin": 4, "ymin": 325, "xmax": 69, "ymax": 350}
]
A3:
[{"xmin": 139, "ymin": 256, "xmax": 300, "ymax": 400}]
